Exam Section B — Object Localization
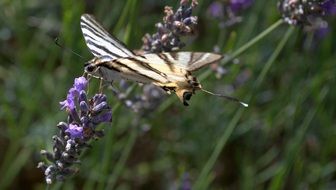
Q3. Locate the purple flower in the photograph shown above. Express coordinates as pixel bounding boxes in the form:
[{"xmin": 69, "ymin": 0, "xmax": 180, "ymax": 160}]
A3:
[
  {"xmin": 74, "ymin": 76, "xmax": 88, "ymax": 92},
  {"xmin": 59, "ymin": 97, "xmax": 74, "ymax": 110},
  {"xmin": 207, "ymin": 0, "xmax": 254, "ymax": 28},
  {"xmin": 230, "ymin": 0, "xmax": 253, "ymax": 13},
  {"xmin": 65, "ymin": 124, "xmax": 83, "ymax": 139},
  {"xmin": 60, "ymin": 88, "xmax": 76, "ymax": 110},
  {"xmin": 322, "ymin": 0, "xmax": 336, "ymax": 15},
  {"xmin": 60, "ymin": 77, "xmax": 88, "ymax": 110},
  {"xmin": 309, "ymin": 0, "xmax": 335, "ymax": 40},
  {"xmin": 181, "ymin": 173, "xmax": 192, "ymax": 190},
  {"xmin": 314, "ymin": 22, "xmax": 330, "ymax": 39},
  {"xmin": 278, "ymin": 0, "xmax": 334, "ymax": 26},
  {"xmin": 208, "ymin": 2, "xmax": 224, "ymax": 18},
  {"xmin": 92, "ymin": 111, "xmax": 112, "ymax": 124},
  {"xmin": 38, "ymin": 76, "xmax": 112, "ymax": 184},
  {"xmin": 142, "ymin": 0, "xmax": 199, "ymax": 53}
]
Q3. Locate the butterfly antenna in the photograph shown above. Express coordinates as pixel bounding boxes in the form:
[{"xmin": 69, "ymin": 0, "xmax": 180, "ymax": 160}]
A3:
[
  {"xmin": 201, "ymin": 88, "xmax": 248, "ymax": 107},
  {"xmin": 54, "ymin": 37, "xmax": 85, "ymax": 60}
]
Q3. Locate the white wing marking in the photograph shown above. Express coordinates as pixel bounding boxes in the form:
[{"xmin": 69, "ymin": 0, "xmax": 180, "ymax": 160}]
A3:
[{"xmin": 80, "ymin": 14, "xmax": 135, "ymax": 60}]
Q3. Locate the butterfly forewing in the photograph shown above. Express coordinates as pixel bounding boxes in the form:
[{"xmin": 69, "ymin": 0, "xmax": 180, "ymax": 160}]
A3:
[
  {"xmin": 93, "ymin": 52, "xmax": 223, "ymax": 86},
  {"xmin": 96, "ymin": 55, "xmax": 188, "ymax": 85},
  {"xmin": 80, "ymin": 14, "xmax": 135, "ymax": 60},
  {"xmin": 142, "ymin": 52, "xmax": 223, "ymax": 72}
]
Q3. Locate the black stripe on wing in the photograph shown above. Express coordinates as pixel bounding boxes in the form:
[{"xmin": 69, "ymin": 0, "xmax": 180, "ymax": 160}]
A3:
[
  {"xmin": 80, "ymin": 14, "xmax": 135, "ymax": 59},
  {"xmin": 127, "ymin": 57, "xmax": 168, "ymax": 78},
  {"xmin": 161, "ymin": 52, "xmax": 223, "ymax": 72},
  {"xmin": 99, "ymin": 60, "xmax": 162, "ymax": 83}
]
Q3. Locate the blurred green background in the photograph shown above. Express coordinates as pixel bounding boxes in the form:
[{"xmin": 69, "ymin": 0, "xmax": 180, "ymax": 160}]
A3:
[{"xmin": 1, "ymin": 0, "xmax": 336, "ymax": 189}]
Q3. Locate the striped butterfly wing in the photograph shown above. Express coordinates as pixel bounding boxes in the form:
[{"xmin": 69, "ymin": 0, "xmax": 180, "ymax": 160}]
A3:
[
  {"xmin": 142, "ymin": 52, "xmax": 223, "ymax": 72},
  {"xmin": 96, "ymin": 52, "xmax": 223, "ymax": 85},
  {"xmin": 80, "ymin": 14, "xmax": 135, "ymax": 60},
  {"xmin": 96, "ymin": 55, "xmax": 186, "ymax": 85}
]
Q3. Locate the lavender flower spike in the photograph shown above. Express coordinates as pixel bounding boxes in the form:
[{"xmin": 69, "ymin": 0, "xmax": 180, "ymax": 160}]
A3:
[
  {"xmin": 38, "ymin": 76, "xmax": 112, "ymax": 184},
  {"xmin": 65, "ymin": 124, "xmax": 83, "ymax": 139},
  {"xmin": 230, "ymin": 0, "xmax": 254, "ymax": 13},
  {"xmin": 74, "ymin": 76, "xmax": 88, "ymax": 92},
  {"xmin": 208, "ymin": 2, "xmax": 224, "ymax": 18},
  {"xmin": 142, "ymin": 0, "xmax": 199, "ymax": 53},
  {"xmin": 322, "ymin": 0, "xmax": 336, "ymax": 15},
  {"xmin": 278, "ymin": 0, "xmax": 335, "ymax": 26}
]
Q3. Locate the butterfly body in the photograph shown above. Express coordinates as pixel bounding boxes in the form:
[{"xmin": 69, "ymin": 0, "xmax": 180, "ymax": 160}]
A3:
[
  {"xmin": 81, "ymin": 14, "xmax": 223, "ymax": 106},
  {"xmin": 86, "ymin": 53, "xmax": 214, "ymax": 105}
]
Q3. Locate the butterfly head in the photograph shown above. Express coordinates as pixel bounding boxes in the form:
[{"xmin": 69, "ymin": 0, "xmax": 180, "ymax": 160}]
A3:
[
  {"xmin": 84, "ymin": 56, "xmax": 115, "ymax": 80},
  {"xmin": 174, "ymin": 75, "xmax": 249, "ymax": 107},
  {"xmin": 84, "ymin": 62, "xmax": 97, "ymax": 73},
  {"xmin": 84, "ymin": 57, "xmax": 100, "ymax": 73},
  {"xmin": 176, "ymin": 89, "xmax": 194, "ymax": 106},
  {"xmin": 174, "ymin": 75, "xmax": 202, "ymax": 106}
]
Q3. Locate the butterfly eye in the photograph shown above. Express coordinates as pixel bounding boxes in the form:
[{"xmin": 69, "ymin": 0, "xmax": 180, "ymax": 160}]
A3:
[
  {"xmin": 85, "ymin": 64, "xmax": 96, "ymax": 72},
  {"xmin": 182, "ymin": 91, "xmax": 193, "ymax": 106},
  {"xmin": 183, "ymin": 92, "xmax": 192, "ymax": 101}
]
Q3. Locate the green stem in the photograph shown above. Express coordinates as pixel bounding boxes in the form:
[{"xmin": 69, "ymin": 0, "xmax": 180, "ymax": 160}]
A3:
[
  {"xmin": 193, "ymin": 108, "xmax": 245, "ymax": 190},
  {"xmin": 113, "ymin": 0, "xmax": 133, "ymax": 34},
  {"xmin": 0, "ymin": 147, "xmax": 32, "ymax": 190},
  {"xmin": 224, "ymin": 19, "xmax": 284, "ymax": 65},
  {"xmin": 0, "ymin": 142, "xmax": 20, "ymax": 188},
  {"xmin": 254, "ymin": 26, "xmax": 294, "ymax": 89},
  {"xmin": 193, "ymin": 26, "xmax": 294, "ymax": 190},
  {"xmin": 268, "ymin": 87, "xmax": 328, "ymax": 190},
  {"xmin": 123, "ymin": 0, "xmax": 138, "ymax": 44},
  {"xmin": 199, "ymin": 19, "xmax": 284, "ymax": 81},
  {"xmin": 105, "ymin": 123, "xmax": 137, "ymax": 190}
]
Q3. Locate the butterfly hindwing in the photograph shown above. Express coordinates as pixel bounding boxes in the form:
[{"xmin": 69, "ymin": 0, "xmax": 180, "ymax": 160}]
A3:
[{"xmin": 80, "ymin": 14, "xmax": 135, "ymax": 60}]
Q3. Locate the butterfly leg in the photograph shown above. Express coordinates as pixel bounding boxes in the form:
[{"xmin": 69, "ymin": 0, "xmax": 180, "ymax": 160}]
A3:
[
  {"xmin": 161, "ymin": 86, "xmax": 176, "ymax": 95},
  {"xmin": 99, "ymin": 78, "xmax": 104, "ymax": 94},
  {"xmin": 98, "ymin": 78, "xmax": 115, "ymax": 94}
]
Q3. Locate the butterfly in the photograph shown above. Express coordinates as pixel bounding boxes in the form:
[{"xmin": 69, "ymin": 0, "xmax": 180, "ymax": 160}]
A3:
[{"xmin": 80, "ymin": 14, "xmax": 247, "ymax": 107}]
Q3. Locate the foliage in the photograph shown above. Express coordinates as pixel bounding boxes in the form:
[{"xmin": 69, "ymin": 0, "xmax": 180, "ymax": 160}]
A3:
[{"xmin": 0, "ymin": 0, "xmax": 335, "ymax": 189}]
